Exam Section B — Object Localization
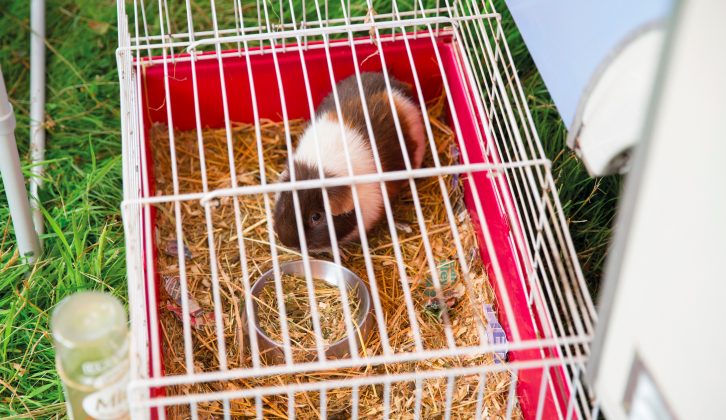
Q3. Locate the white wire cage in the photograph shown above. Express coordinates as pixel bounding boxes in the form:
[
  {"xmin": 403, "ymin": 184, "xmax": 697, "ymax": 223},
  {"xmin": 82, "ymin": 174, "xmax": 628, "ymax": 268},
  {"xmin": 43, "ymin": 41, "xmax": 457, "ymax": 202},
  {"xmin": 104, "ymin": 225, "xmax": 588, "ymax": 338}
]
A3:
[{"xmin": 116, "ymin": 0, "xmax": 598, "ymax": 418}]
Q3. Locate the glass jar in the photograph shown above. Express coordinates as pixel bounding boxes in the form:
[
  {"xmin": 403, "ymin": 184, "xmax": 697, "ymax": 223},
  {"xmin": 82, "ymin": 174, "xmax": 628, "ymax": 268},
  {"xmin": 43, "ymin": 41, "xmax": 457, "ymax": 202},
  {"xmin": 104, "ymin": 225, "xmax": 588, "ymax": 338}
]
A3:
[{"xmin": 51, "ymin": 291, "xmax": 130, "ymax": 420}]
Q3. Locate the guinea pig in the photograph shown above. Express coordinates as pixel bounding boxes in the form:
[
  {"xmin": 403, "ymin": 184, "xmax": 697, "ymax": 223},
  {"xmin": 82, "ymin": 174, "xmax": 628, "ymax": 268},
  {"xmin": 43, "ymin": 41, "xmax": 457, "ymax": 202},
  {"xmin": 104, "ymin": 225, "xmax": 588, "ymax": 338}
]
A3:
[{"xmin": 273, "ymin": 72, "xmax": 426, "ymax": 250}]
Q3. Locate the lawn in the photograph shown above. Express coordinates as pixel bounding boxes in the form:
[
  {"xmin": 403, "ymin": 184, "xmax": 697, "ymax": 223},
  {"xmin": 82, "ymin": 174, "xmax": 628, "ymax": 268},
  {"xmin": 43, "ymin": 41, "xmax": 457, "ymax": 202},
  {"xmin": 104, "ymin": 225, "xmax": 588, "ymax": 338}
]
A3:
[{"xmin": 0, "ymin": 0, "xmax": 619, "ymax": 417}]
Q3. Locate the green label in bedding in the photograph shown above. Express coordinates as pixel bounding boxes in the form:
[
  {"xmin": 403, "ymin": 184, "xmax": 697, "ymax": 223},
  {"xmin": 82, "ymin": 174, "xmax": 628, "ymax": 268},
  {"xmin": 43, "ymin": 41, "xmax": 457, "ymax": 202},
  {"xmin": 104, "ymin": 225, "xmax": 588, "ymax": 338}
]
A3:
[{"xmin": 424, "ymin": 260, "xmax": 458, "ymax": 297}]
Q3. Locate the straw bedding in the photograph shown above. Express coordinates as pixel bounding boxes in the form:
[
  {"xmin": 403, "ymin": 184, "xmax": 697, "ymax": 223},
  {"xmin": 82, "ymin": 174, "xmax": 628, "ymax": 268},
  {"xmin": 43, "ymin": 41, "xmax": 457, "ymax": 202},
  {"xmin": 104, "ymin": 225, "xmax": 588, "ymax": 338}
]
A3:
[
  {"xmin": 256, "ymin": 273, "xmax": 362, "ymax": 349},
  {"xmin": 152, "ymin": 95, "xmax": 521, "ymax": 419}
]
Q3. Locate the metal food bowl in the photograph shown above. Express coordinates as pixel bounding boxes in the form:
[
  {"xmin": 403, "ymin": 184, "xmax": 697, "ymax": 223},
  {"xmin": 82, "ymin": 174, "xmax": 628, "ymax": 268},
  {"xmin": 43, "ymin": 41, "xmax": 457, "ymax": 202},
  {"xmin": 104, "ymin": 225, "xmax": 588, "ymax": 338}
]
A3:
[{"xmin": 247, "ymin": 259, "xmax": 372, "ymax": 364}]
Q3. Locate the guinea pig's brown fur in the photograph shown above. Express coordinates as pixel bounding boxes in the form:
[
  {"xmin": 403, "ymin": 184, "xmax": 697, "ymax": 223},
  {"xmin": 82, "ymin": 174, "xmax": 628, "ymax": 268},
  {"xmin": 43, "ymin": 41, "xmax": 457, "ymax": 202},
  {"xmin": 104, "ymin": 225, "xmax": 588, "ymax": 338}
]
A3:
[{"xmin": 274, "ymin": 72, "xmax": 426, "ymax": 250}]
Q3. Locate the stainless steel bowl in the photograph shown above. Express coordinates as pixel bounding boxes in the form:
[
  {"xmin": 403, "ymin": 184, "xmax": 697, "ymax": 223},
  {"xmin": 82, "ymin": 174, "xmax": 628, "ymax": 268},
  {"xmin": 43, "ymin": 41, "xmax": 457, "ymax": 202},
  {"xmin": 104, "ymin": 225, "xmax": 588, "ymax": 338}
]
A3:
[{"xmin": 248, "ymin": 259, "xmax": 372, "ymax": 364}]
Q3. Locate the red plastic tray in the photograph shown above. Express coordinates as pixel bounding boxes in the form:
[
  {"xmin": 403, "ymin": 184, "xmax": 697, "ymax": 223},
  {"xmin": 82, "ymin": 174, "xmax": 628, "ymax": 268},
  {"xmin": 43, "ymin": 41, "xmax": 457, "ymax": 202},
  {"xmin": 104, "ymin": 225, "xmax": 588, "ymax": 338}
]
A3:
[{"xmin": 138, "ymin": 33, "xmax": 572, "ymax": 419}]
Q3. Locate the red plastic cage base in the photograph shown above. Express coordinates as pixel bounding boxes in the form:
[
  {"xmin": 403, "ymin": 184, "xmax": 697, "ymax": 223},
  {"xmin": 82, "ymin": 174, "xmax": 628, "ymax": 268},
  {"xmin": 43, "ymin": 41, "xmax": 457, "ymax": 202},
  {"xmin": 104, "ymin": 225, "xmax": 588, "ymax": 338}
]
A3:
[{"xmin": 138, "ymin": 33, "xmax": 572, "ymax": 419}]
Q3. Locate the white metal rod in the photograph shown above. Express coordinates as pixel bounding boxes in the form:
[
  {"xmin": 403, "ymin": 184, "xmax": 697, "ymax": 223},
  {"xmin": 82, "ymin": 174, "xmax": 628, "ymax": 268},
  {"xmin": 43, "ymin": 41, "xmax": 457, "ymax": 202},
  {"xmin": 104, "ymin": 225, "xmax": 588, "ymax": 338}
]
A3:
[
  {"xmin": 457, "ymin": 6, "xmax": 559, "ymax": 340},
  {"xmin": 474, "ymin": 372, "xmax": 486, "ymax": 420},
  {"xmin": 29, "ymin": 0, "xmax": 46, "ymax": 241},
  {"xmin": 179, "ymin": 0, "xmax": 203, "ymax": 380},
  {"xmin": 468, "ymin": 1, "xmax": 596, "ymax": 336},
  {"xmin": 446, "ymin": 12, "xmax": 545, "ymax": 345},
  {"xmin": 123, "ymin": 32, "xmax": 447, "ymax": 66},
  {"xmin": 133, "ymin": 355, "xmax": 587, "ymax": 409},
  {"xmin": 457, "ymin": 14, "xmax": 589, "ymax": 412},
  {"xmin": 127, "ymin": 159, "xmax": 548, "ymax": 219},
  {"xmin": 413, "ymin": 378, "xmax": 423, "ymax": 420},
  {"xmin": 178, "ymin": 2, "xmax": 205, "ymax": 416},
  {"xmin": 155, "ymin": 0, "xmax": 197, "ymax": 395},
  {"xmin": 389, "ymin": 0, "xmax": 488, "ymax": 347},
  {"xmin": 119, "ymin": 160, "xmax": 550, "ymax": 208},
  {"xmin": 491, "ymin": 13, "xmax": 596, "ymax": 324},
  {"xmin": 459, "ymin": 9, "xmax": 588, "ymax": 380},
  {"xmin": 382, "ymin": 381, "xmax": 391, "ymax": 420},
  {"xmin": 363, "ymin": 0, "xmax": 457, "ymax": 347},
  {"xmin": 287, "ymin": 0, "xmax": 365, "ymax": 358},
  {"xmin": 455, "ymin": 9, "xmax": 592, "ymax": 402},
  {"xmin": 444, "ymin": 375, "xmax": 454, "ymax": 420},
  {"xmin": 130, "ymin": 0, "xmax": 156, "ymax": 408},
  {"xmin": 138, "ymin": 4, "xmax": 166, "ymax": 419},
  {"xmin": 255, "ymin": 0, "xmax": 311, "ymax": 364},
  {"xmin": 319, "ymin": 389, "xmax": 327, "ymax": 419},
  {"xmin": 130, "ymin": 334, "xmax": 591, "ymax": 390},
  {"xmin": 260, "ymin": 0, "xmax": 329, "ymax": 362},
  {"xmin": 457, "ymin": 2, "xmax": 539, "ymax": 285},
  {"xmin": 351, "ymin": 385, "xmax": 360, "ymax": 419},
  {"xmin": 414, "ymin": 0, "xmax": 522, "ymax": 342},
  {"xmin": 154, "ymin": 8, "xmax": 201, "ymax": 419},
  {"xmin": 255, "ymin": 395, "xmax": 262, "ymax": 419},
  {"xmin": 138, "ymin": 0, "xmax": 153, "ymax": 59},
  {"xmin": 504, "ymin": 369, "xmax": 519, "ymax": 419},
  {"xmin": 457, "ymin": 1, "xmax": 554, "ymax": 319},
  {"xmin": 116, "ymin": 0, "xmax": 143, "ymax": 391},
  {"xmin": 234, "ymin": 0, "xmax": 277, "ymax": 369},
  {"xmin": 565, "ymin": 365, "xmax": 585, "ymax": 420},
  {"xmin": 0, "ymin": 65, "xmax": 41, "ymax": 262},
  {"xmin": 591, "ymin": 401, "xmax": 601, "ymax": 419},
  {"xmin": 202, "ymin": 8, "xmax": 236, "ymax": 417},
  {"xmin": 123, "ymin": 0, "xmax": 152, "ymax": 406},
  {"xmin": 130, "ymin": 7, "xmax": 464, "ymax": 44},
  {"xmin": 311, "ymin": 0, "xmax": 426, "ymax": 354},
  {"xmin": 120, "ymin": 13, "xmax": 485, "ymax": 52},
  {"xmin": 535, "ymin": 366, "xmax": 551, "ymax": 420},
  {"xmin": 287, "ymin": 392, "xmax": 295, "ymax": 420},
  {"xmin": 319, "ymin": 0, "xmax": 423, "ymax": 353}
]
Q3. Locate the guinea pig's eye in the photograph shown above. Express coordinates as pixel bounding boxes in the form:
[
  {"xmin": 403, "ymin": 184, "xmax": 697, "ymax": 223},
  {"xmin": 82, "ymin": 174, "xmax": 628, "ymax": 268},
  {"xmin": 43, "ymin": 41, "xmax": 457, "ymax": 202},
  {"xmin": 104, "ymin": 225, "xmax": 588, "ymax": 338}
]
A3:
[{"xmin": 310, "ymin": 212, "xmax": 323, "ymax": 226}]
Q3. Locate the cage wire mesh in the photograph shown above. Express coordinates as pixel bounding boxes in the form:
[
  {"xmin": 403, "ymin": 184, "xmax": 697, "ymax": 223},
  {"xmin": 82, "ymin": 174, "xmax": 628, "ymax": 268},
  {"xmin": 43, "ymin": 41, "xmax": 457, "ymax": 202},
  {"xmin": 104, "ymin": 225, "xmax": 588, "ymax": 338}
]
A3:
[{"xmin": 116, "ymin": 0, "xmax": 598, "ymax": 418}]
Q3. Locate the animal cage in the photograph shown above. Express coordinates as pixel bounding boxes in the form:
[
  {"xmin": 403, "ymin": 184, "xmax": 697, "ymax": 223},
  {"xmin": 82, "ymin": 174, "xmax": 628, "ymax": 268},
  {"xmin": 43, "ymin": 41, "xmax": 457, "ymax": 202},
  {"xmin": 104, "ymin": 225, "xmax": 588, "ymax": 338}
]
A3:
[{"xmin": 116, "ymin": 0, "xmax": 598, "ymax": 418}]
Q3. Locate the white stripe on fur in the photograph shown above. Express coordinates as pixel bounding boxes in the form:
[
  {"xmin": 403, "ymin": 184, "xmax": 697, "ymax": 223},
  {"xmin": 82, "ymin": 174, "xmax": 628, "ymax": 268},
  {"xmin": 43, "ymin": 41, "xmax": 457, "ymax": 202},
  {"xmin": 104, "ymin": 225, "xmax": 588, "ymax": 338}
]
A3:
[{"xmin": 294, "ymin": 115, "xmax": 382, "ymax": 232}]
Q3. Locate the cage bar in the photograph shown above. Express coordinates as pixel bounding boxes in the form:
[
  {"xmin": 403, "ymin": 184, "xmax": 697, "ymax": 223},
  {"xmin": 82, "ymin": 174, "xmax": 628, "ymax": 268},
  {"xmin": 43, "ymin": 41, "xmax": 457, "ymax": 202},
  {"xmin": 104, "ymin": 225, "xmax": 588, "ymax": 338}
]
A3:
[{"xmin": 116, "ymin": 1, "xmax": 597, "ymax": 418}]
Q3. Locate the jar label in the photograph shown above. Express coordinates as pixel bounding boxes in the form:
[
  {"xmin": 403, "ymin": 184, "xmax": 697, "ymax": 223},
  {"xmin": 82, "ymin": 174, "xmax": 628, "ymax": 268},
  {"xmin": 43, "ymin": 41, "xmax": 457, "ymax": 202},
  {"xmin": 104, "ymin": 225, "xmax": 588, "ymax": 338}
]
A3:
[{"xmin": 82, "ymin": 371, "xmax": 130, "ymax": 419}]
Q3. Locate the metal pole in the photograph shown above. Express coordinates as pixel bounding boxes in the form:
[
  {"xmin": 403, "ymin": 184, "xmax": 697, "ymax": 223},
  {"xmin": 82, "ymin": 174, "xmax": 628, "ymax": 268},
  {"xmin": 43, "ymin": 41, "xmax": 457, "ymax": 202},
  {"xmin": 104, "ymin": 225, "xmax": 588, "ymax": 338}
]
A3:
[
  {"xmin": 30, "ymin": 0, "xmax": 46, "ymax": 242},
  {"xmin": 0, "ymin": 65, "xmax": 41, "ymax": 262}
]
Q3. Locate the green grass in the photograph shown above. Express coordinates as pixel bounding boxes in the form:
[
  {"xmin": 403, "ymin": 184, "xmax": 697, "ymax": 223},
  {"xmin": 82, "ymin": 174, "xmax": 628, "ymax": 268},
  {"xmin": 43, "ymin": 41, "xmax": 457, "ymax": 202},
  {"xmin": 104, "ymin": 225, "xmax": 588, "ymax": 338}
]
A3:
[
  {"xmin": 0, "ymin": 0, "xmax": 619, "ymax": 417},
  {"xmin": 1, "ymin": 1, "xmax": 125, "ymax": 417}
]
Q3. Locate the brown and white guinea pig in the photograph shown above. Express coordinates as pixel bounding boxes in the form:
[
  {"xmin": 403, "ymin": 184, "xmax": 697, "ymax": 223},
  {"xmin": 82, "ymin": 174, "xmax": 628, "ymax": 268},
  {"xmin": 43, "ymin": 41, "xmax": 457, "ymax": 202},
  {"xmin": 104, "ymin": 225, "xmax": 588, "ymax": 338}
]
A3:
[{"xmin": 273, "ymin": 72, "xmax": 426, "ymax": 250}]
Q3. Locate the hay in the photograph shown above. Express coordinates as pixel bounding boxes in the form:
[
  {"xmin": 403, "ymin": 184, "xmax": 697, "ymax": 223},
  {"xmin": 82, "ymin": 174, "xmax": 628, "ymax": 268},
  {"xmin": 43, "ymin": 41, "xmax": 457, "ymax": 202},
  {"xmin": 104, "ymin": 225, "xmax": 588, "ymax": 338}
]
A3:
[
  {"xmin": 257, "ymin": 274, "xmax": 362, "ymax": 349},
  {"xmin": 152, "ymin": 95, "xmax": 521, "ymax": 419}
]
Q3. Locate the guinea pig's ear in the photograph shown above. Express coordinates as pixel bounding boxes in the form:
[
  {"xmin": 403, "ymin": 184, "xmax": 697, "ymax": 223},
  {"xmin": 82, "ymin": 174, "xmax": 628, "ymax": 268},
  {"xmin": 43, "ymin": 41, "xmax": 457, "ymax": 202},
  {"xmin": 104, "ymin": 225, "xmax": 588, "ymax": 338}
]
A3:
[
  {"xmin": 278, "ymin": 167, "xmax": 290, "ymax": 182},
  {"xmin": 327, "ymin": 185, "xmax": 354, "ymax": 216},
  {"xmin": 275, "ymin": 167, "xmax": 290, "ymax": 203}
]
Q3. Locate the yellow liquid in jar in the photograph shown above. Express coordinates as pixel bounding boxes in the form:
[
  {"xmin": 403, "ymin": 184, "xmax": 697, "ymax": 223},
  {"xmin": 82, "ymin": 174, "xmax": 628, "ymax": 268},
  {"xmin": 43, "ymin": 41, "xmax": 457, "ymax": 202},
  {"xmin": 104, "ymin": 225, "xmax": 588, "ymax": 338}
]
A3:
[
  {"xmin": 59, "ymin": 361, "xmax": 130, "ymax": 420},
  {"xmin": 52, "ymin": 292, "xmax": 130, "ymax": 420}
]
